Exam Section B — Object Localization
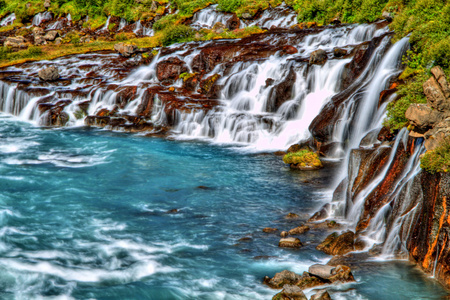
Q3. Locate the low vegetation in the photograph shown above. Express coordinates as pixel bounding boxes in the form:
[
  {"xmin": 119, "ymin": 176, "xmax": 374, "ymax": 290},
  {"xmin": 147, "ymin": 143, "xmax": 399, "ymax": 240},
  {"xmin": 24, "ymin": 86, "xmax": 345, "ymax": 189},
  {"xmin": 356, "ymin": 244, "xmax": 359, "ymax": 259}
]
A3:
[
  {"xmin": 283, "ymin": 149, "xmax": 323, "ymax": 169},
  {"xmin": 420, "ymin": 139, "xmax": 450, "ymax": 174}
]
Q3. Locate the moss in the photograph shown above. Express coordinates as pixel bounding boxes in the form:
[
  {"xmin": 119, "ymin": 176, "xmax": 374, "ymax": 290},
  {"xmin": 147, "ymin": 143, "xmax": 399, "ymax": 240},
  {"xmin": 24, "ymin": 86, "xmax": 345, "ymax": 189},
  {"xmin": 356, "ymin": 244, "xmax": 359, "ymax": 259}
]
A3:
[
  {"xmin": 283, "ymin": 149, "xmax": 323, "ymax": 168},
  {"xmin": 420, "ymin": 139, "xmax": 450, "ymax": 174},
  {"xmin": 179, "ymin": 72, "xmax": 197, "ymax": 81}
]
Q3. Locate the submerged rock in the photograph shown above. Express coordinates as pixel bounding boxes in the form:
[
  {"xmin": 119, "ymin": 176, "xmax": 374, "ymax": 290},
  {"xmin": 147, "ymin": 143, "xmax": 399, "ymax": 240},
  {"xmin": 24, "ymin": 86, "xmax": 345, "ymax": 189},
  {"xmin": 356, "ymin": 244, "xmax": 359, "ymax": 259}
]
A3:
[{"xmin": 263, "ymin": 227, "xmax": 278, "ymax": 233}]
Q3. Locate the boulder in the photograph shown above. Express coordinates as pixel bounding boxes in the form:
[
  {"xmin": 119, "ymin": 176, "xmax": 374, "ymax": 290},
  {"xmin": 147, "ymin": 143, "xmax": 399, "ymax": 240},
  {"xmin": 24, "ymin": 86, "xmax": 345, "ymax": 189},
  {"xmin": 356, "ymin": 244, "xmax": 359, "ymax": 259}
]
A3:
[
  {"xmin": 54, "ymin": 37, "xmax": 63, "ymax": 45},
  {"xmin": 34, "ymin": 35, "xmax": 47, "ymax": 45},
  {"xmin": 423, "ymin": 67, "xmax": 450, "ymax": 112},
  {"xmin": 288, "ymin": 225, "xmax": 310, "ymax": 235},
  {"xmin": 308, "ymin": 264, "xmax": 336, "ymax": 279},
  {"xmin": 310, "ymin": 49, "xmax": 327, "ymax": 65},
  {"xmin": 156, "ymin": 57, "xmax": 189, "ymax": 82},
  {"xmin": 263, "ymin": 227, "xmax": 278, "ymax": 233},
  {"xmin": 282, "ymin": 45, "xmax": 298, "ymax": 55},
  {"xmin": 280, "ymin": 231, "xmax": 289, "ymax": 238},
  {"xmin": 4, "ymin": 36, "xmax": 27, "ymax": 48},
  {"xmin": 44, "ymin": 30, "xmax": 58, "ymax": 41},
  {"xmin": 263, "ymin": 270, "xmax": 302, "ymax": 288},
  {"xmin": 405, "ymin": 103, "xmax": 445, "ymax": 130},
  {"xmin": 333, "ymin": 47, "xmax": 347, "ymax": 57},
  {"xmin": 316, "ymin": 230, "xmax": 364, "ymax": 255},
  {"xmin": 38, "ymin": 66, "xmax": 59, "ymax": 81},
  {"xmin": 310, "ymin": 289, "xmax": 332, "ymax": 300},
  {"xmin": 424, "ymin": 118, "xmax": 450, "ymax": 151},
  {"xmin": 279, "ymin": 237, "xmax": 303, "ymax": 248},
  {"xmin": 114, "ymin": 43, "xmax": 138, "ymax": 57},
  {"xmin": 32, "ymin": 27, "xmax": 44, "ymax": 36},
  {"xmin": 44, "ymin": 0, "xmax": 51, "ymax": 8},
  {"xmin": 272, "ymin": 285, "xmax": 307, "ymax": 300}
]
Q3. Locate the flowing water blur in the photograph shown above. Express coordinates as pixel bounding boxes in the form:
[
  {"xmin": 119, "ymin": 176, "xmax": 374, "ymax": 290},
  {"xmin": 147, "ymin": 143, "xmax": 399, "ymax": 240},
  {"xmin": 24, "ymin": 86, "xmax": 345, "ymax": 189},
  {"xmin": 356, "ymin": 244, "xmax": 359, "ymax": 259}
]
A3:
[{"xmin": 0, "ymin": 113, "xmax": 448, "ymax": 299}]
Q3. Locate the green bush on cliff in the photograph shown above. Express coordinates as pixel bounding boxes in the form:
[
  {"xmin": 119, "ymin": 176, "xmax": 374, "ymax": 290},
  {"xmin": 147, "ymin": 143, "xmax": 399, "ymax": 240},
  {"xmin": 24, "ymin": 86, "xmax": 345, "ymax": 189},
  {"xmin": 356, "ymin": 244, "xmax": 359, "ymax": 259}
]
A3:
[
  {"xmin": 420, "ymin": 139, "xmax": 450, "ymax": 174},
  {"xmin": 283, "ymin": 149, "xmax": 323, "ymax": 168}
]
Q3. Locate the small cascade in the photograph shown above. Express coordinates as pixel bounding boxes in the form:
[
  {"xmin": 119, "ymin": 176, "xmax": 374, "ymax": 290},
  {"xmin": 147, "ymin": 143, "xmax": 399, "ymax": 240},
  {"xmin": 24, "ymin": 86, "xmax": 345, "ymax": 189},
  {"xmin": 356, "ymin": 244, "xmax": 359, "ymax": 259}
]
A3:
[
  {"xmin": 0, "ymin": 13, "xmax": 16, "ymax": 26},
  {"xmin": 32, "ymin": 11, "xmax": 53, "ymax": 26},
  {"xmin": 99, "ymin": 16, "xmax": 111, "ymax": 32},
  {"xmin": 133, "ymin": 20, "xmax": 142, "ymax": 35},
  {"xmin": 246, "ymin": 3, "xmax": 298, "ymax": 28},
  {"xmin": 191, "ymin": 5, "xmax": 234, "ymax": 29},
  {"xmin": 118, "ymin": 18, "xmax": 128, "ymax": 30}
]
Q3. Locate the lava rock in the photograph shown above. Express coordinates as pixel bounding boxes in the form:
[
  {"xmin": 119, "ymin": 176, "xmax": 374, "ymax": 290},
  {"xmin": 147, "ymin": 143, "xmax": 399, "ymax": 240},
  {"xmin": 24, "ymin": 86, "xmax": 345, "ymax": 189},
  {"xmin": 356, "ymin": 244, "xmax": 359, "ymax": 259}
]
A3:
[
  {"xmin": 156, "ymin": 57, "xmax": 188, "ymax": 83},
  {"xmin": 333, "ymin": 47, "xmax": 347, "ymax": 57}
]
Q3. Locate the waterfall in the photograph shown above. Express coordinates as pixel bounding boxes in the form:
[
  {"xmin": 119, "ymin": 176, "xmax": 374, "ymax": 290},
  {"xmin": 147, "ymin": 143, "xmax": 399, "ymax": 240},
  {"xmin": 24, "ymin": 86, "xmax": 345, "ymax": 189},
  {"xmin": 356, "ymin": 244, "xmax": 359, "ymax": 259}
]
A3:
[
  {"xmin": 0, "ymin": 13, "xmax": 16, "ymax": 26},
  {"xmin": 246, "ymin": 3, "xmax": 298, "ymax": 28},
  {"xmin": 172, "ymin": 23, "xmax": 391, "ymax": 151},
  {"xmin": 32, "ymin": 11, "xmax": 53, "ymax": 26},
  {"xmin": 119, "ymin": 18, "xmax": 128, "ymax": 30},
  {"xmin": 99, "ymin": 16, "xmax": 111, "ymax": 32},
  {"xmin": 191, "ymin": 5, "xmax": 234, "ymax": 29}
]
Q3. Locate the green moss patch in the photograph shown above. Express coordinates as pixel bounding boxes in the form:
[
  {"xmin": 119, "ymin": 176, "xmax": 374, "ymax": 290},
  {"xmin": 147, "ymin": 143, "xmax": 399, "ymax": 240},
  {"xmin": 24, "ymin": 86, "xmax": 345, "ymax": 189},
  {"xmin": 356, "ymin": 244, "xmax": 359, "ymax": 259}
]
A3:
[
  {"xmin": 283, "ymin": 149, "xmax": 323, "ymax": 169},
  {"xmin": 421, "ymin": 139, "xmax": 450, "ymax": 174}
]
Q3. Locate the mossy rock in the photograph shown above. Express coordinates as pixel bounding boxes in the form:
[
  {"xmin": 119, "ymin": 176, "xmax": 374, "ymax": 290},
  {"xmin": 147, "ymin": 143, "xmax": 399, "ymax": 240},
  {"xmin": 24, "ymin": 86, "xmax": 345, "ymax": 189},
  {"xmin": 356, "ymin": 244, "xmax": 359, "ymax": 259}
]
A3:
[{"xmin": 283, "ymin": 149, "xmax": 323, "ymax": 170}]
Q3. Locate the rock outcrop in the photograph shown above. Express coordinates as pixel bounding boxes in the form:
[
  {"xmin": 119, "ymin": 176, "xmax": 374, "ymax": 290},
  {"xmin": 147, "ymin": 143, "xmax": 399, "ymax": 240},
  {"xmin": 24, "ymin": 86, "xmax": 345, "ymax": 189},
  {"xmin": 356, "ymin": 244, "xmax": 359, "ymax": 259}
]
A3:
[{"xmin": 406, "ymin": 66, "xmax": 450, "ymax": 150}]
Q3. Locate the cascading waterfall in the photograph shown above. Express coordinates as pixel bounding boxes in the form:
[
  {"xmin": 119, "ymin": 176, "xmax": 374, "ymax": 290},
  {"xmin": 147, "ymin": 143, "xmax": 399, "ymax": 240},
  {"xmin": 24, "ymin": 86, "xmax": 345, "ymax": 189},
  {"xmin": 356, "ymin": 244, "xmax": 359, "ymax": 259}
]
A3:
[
  {"xmin": 0, "ymin": 13, "xmax": 16, "ymax": 26},
  {"xmin": 32, "ymin": 11, "xmax": 52, "ymax": 26},
  {"xmin": 173, "ymin": 23, "xmax": 390, "ymax": 151}
]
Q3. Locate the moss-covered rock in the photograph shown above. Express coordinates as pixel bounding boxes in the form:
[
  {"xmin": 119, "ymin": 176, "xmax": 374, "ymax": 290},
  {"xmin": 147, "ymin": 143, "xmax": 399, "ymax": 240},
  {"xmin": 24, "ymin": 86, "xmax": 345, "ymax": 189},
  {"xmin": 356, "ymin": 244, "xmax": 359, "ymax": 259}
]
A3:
[{"xmin": 283, "ymin": 149, "xmax": 323, "ymax": 170}]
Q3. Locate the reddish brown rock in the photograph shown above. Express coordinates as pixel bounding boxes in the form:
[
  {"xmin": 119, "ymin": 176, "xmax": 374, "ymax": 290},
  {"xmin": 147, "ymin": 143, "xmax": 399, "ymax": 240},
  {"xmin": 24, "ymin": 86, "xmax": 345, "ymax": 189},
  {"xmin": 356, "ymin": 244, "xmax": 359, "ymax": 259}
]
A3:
[
  {"xmin": 263, "ymin": 227, "xmax": 278, "ymax": 233},
  {"xmin": 316, "ymin": 231, "xmax": 364, "ymax": 255},
  {"xmin": 264, "ymin": 270, "xmax": 302, "ymax": 288},
  {"xmin": 156, "ymin": 57, "xmax": 189, "ymax": 83}
]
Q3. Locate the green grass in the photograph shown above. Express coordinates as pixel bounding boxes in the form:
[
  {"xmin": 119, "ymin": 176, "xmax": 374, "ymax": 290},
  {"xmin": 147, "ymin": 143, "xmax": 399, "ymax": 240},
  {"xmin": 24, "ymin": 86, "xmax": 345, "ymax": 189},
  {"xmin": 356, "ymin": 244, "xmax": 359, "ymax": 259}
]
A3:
[{"xmin": 420, "ymin": 139, "xmax": 450, "ymax": 174}]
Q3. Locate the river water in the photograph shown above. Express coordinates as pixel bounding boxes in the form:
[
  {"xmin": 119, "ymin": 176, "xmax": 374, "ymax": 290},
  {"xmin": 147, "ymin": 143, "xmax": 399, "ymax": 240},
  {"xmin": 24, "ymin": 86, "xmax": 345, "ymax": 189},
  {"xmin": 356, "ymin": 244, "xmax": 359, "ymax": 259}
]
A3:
[{"xmin": 0, "ymin": 113, "xmax": 447, "ymax": 299}]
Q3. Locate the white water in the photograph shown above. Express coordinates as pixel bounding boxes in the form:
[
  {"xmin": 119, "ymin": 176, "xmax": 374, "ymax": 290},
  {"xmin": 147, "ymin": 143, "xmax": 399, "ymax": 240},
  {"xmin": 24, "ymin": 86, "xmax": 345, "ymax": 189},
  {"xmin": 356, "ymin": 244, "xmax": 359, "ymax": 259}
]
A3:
[
  {"xmin": 247, "ymin": 3, "xmax": 298, "ymax": 28},
  {"xmin": 191, "ymin": 5, "xmax": 235, "ymax": 29},
  {"xmin": 133, "ymin": 20, "xmax": 153, "ymax": 36},
  {"xmin": 32, "ymin": 11, "xmax": 53, "ymax": 26},
  {"xmin": 0, "ymin": 13, "xmax": 16, "ymax": 26},
  {"xmin": 99, "ymin": 16, "xmax": 111, "ymax": 32}
]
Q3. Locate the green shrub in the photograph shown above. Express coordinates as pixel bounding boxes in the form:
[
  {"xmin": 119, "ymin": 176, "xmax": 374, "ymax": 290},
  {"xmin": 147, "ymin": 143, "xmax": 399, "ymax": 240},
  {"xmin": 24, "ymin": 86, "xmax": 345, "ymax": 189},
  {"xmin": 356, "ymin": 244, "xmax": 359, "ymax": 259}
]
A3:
[
  {"xmin": 160, "ymin": 24, "xmax": 194, "ymax": 46},
  {"xmin": 282, "ymin": 149, "xmax": 323, "ymax": 168},
  {"xmin": 115, "ymin": 32, "xmax": 129, "ymax": 41},
  {"xmin": 153, "ymin": 14, "xmax": 179, "ymax": 31},
  {"xmin": 218, "ymin": 0, "xmax": 242, "ymax": 13},
  {"xmin": 420, "ymin": 139, "xmax": 450, "ymax": 174}
]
